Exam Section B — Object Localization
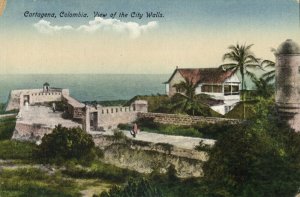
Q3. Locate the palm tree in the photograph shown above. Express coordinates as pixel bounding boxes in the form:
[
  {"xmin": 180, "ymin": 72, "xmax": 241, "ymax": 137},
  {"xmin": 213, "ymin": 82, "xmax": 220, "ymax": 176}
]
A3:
[
  {"xmin": 251, "ymin": 75, "xmax": 274, "ymax": 99},
  {"xmin": 261, "ymin": 59, "xmax": 275, "ymax": 82},
  {"xmin": 220, "ymin": 43, "xmax": 261, "ymax": 119},
  {"xmin": 172, "ymin": 77, "xmax": 212, "ymax": 116}
]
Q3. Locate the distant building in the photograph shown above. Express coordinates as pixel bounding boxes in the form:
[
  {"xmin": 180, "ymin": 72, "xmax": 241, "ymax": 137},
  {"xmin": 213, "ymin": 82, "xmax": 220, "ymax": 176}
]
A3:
[{"xmin": 165, "ymin": 67, "xmax": 241, "ymax": 115}]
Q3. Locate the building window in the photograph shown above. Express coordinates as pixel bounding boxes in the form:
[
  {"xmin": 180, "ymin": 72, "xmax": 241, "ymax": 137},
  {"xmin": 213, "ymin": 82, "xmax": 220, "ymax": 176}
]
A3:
[
  {"xmin": 224, "ymin": 85, "xmax": 231, "ymax": 95},
  {"xmin": 201, "ymin": 85, "xmax": 212, "ymax": 92},
  {"xmin": 111, "ymin": 108, "xmax": 113, "ymax": 113},
  {"xmin": 213, "ymin": 85, "xmax": 222, "ymax": 93},
  {"xmin": 224, "ymin": 85, "xmax": 239, "ymax": 95},
  {"xmin": 201, "ymin": 85, "xmax": 222, "ymax": 93},
  {"xmin": 232, "ymin": 85, "xmax": 239, "ymax": 93}
]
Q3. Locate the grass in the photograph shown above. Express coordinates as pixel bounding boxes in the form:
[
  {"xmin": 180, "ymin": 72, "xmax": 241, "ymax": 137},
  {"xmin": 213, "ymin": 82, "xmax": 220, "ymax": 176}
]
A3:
[
  {"xmin": 62, "ymin": 160, "xmax": 140, "ymax": 183},
  {"xmin": 0, "ymin": 117, "xmax": 37, "ymax": 160},
  {"xmin": 0, "ymin": 140, "xmax": 36, "ymax": 160},
  {"xmin": 0, "ymin": 168, "xmax": 81, "ymax": 197}
]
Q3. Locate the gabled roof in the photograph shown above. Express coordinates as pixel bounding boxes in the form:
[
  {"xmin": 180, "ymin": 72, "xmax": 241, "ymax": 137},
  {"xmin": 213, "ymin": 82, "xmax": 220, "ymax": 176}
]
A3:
[{"xmin": 165, "ymin": 67, "xmax": 236, "ymax": 84}]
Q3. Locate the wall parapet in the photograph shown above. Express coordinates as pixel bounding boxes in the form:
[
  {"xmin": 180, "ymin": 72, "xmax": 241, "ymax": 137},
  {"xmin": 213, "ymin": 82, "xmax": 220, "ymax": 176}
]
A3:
[{"xmin": 96, "ymin": 106, "xmax": 135, "ymax": 114}]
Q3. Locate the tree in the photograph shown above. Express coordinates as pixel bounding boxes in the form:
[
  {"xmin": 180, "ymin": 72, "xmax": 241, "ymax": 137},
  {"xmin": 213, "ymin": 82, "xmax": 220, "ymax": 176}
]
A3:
[
  {"xmin": 172, "ymin": 77, "xmax": 214, "ymax": 116},
  {"xmin": 203, "ymin": 98, "xmax": 300, "ymax": 197},
  {"xmin": 261, "ymin": 59, "xmax": 275, "ymax": 82},
  {"xmin": 220, "ymin": 43, "xmax": 261, "ymax": 119},
  {"xmin": 251, "ymin": 75, "xmax": 274, "ymax": 99},
  {"xmin": 37, "ymin": 124, "xmax": 96, "ymax": 163}
]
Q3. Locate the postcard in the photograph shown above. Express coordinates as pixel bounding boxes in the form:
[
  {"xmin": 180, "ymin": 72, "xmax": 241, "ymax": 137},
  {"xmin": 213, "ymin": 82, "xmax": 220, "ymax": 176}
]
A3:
[{"xmin": 0, "ymin": 0, "xmax": 300, "ymax": 197}]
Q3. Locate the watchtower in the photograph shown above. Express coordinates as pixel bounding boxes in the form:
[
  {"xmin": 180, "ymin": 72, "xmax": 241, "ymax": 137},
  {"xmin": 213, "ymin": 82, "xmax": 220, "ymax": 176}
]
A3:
[
  {"xmin": 43, "ymin": 82, "xmax": 50, "ymax": 92},
  {"xmin": 275, "ymin": 39, "xmax": 300, "ymax": 131}
]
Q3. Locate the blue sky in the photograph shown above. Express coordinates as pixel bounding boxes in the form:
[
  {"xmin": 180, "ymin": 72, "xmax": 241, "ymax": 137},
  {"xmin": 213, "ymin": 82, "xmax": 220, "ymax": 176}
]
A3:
[{"xmin": 0, "ymin": 0, "xmax": 299, "ymax": 74}]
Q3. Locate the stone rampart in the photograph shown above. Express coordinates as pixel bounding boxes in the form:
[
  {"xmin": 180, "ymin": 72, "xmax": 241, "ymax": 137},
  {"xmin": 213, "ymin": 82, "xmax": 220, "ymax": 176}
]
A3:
[
  {"xmin": 12, "ymin": 122, "xmax": 53, "ymax": 142},
  {"xmin": 138, "ymin": 112, "xmax": 240, "ymax": 126},
  {"xmin": 6, "ymin": 89, "xmax": 68, "ymax": 111},
  {"xmin": 92, "ymin": 134, "xmax": 207, "ymax": 178},
  {"xmin": 97, "ymin": 106, "xmax": 137, "ymax": 130}
]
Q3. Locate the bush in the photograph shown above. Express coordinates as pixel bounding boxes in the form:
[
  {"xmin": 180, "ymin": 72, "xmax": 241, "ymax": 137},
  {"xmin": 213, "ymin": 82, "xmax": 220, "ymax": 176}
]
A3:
[
  {"xmin": 37, "ymin": 125, "xmax": 96, "ymax": 164},
  {"xmin": 117, "ymin": 123, "xmax": 132, "ymax": 130},
  {"xmin": 96, "ymin": 178, "xmax": 163, "ymax": 197},
  {"xmin": 193, "ymin": 121, "xmax": 232, "ymax": 139},
  {"xmin": 194, "ymin": 140, "xmax": 212, "ymax": 152},
  {"xmin": 0, "ymin": 117, "xmax": 16, "ymax": 140},
  {"xmin": 203, "ymin": 98, "xmax": 300, "ymax": 196}
]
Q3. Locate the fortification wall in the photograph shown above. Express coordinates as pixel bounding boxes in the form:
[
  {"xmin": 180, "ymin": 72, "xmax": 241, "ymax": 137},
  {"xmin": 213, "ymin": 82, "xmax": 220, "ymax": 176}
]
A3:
[
  {"xmin": 93, "ymin": 134, "xmax": 207, "ymax": 178},
  {"xmin": 138, "ymin": 112, "xmax": 240, "ymax": 126},
  {"xmin": 23, "ymin": 91, "xmax": 62, "ymax": 105},
  {"xmin": 97, "ymin": 106, "xmax": 137, "ymax": 130},
  {"xmin": 6, "ymin": 90, "xmax": 22, "ymax": 111},
  {"xmin": 12, "ymin": 122, "xmax": 53, "ymax": 142},
  {"xmin": 6, "ymin": 89, "xmax": 68, "ymax": 111}
]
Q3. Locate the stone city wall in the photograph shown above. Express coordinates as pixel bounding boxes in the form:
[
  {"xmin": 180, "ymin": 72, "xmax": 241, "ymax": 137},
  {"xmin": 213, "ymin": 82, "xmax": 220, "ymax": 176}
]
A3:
[
  {"xmin": 97, "ymin": 106, "xmax": 137, "ymax": 130},
  {"xmin": 138, "ymin": 112, "xmax": 240, "ymax": 126},
  {"xmin": 92, "ymin": 134, "xmax": 207, "ymax": 178},
  {"xmin": 12, "ymin": 122, "xmax": 53, "ymax": 142},
  {"xmin": 6, "ymin": 89, "xmax": 69, "ymax": 111},
  {"xmin": 22, "ymin": 91, "xmax": 62, "ymax": 105}
]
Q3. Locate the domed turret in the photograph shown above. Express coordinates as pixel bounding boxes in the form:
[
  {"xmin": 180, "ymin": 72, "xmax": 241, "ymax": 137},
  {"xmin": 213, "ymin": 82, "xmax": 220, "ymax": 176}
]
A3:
[
  {"xmin": 275, "ymin": 39, "xmax": 300, "ymax": 132},
  {"xmin": 276, "ymin": 39, "xmax": 300, "ymax": 55}
]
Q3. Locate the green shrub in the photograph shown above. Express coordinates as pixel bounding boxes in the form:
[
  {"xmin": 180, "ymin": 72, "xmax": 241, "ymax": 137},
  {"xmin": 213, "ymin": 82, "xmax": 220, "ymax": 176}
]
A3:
[
  {"xmin": 37, "ymin": 125, "xmax": 95, "ymax": 164},
  {"xmin": 117, "ymin": 123, "xmax": 131, "ymax": 130},
  {"xmin": 0, "ymin": 117, "xmax": 16, "ymax": 140},
  {"xmin": 112, "ymin": 129, "xmax": 128, "ymax": 141},
  {"xmin": 194, "ymin": 140, "xmax": 212, "ymax": 152},
  {"xmin": 203, "ymin": 98, "xmax": 300, "ymax": 196},
  {"xmin": 193, "ymin": 121, "xmax": 232, "ymax": 139},
  {"xmin": 136, "ymin": 117, "xmax": 160, "ymax": 130},
  {"xmin": 96, "ymin": 178, "xmax": 163, "ymax": 197}
]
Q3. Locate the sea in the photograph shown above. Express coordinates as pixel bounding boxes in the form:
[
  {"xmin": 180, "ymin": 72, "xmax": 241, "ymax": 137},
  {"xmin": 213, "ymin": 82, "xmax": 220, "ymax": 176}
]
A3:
[{"xmin": 0, "ymin": 74, "xmax": 169, "ymax": 104}]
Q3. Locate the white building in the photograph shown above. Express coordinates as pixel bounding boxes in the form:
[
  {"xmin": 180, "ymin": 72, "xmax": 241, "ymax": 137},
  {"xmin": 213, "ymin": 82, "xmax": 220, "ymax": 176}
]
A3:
[{"xmin": 165, "ymin": 67, "xmax": 241, "ymax": 115}]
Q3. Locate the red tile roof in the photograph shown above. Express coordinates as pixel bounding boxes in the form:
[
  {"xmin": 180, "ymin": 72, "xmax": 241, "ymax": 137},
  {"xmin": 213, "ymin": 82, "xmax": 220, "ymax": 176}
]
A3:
[{"xmin": 167, "ymin": 67, "xmax": 236, "ymax": 84}]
